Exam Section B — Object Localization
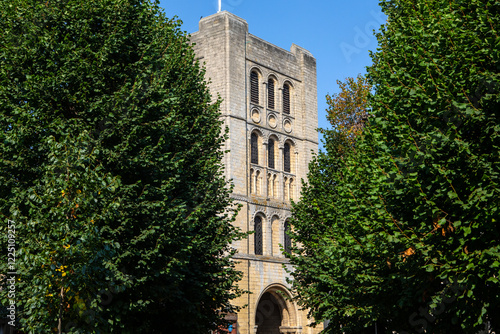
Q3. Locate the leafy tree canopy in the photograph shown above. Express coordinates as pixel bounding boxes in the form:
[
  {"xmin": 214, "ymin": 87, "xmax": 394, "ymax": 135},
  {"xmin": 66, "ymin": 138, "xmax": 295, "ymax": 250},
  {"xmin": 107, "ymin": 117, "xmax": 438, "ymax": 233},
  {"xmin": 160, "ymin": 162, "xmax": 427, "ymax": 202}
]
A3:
[
  {"xmin": 323, "ymin": 75, "xmax": 371, "ymax": 156},
  {"xmin": 0, "ymin": 0, "xmax": 244, "ymax": 332},
  {"xmin": 289, "ymin": 0, "xmax": 500, "ymax": 333}
]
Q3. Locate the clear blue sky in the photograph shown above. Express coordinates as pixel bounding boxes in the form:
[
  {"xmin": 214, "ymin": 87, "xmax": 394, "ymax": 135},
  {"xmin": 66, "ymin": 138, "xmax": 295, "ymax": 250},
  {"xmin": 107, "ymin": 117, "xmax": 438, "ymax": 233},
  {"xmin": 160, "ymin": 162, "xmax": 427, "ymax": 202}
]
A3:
[{"xmin": 158, "ymin": 0, "xmax": 386, "ymax": 145}]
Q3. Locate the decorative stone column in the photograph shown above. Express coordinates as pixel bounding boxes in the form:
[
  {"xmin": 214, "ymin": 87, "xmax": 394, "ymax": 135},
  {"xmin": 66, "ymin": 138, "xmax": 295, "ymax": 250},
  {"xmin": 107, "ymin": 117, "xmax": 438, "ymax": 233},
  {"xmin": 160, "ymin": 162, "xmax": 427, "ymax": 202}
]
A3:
[
  {"xmin": 263, "ymin": 140, "xmax": 268, "ymax": 197},
  {"xmin": 278, "ymin": 144, "xmax": 284, "ymax": 201}
]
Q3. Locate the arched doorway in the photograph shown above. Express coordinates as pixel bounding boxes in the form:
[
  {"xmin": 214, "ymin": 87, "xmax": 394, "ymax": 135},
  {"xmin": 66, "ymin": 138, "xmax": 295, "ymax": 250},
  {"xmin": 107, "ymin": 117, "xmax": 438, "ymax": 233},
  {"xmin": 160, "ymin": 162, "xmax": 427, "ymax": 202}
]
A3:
[
  {"xmin": 256, "ymin": 292, "xmax": 281, "ymax": 334},
  {"xmin": 254, "ymin": 285, "xmax": 301, "ymax": 334}
]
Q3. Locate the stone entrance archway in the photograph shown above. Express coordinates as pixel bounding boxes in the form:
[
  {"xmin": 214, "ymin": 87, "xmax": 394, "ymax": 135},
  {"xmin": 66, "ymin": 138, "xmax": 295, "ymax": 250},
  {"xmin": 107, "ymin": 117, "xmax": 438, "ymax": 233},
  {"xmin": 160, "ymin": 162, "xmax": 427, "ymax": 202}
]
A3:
[
  {"xmin": 254, "ymin": 285, "xmax": 302, "ymax": 334},
  {"xmin": 256, "ymin": 292, "xmax": 281, "ymax": 334}
]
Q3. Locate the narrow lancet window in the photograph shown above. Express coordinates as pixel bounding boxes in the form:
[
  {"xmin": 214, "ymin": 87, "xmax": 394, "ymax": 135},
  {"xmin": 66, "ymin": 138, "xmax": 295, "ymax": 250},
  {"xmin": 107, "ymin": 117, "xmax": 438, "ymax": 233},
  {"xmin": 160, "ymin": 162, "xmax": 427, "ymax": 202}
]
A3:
[
  {"xmin": 283, "ymin": 83, "xmax": 290, "ymax": 114},
  {"xmin": 284, "ymin": 221, "xmax": 291, "ymax": 254},
  {"xmin": 268, "ymin": 139, "xmax": 275, "ymax": 169},
  {"xmin": 255, "ymin": 216, "xmax": 263, "ymax": 255},
  {"xmin": 251, "ymin": 133, "xmax": 258, "ymax": 164},
  {"xmin": 284, "ymin": 142, "xmax": 291, "ymax": 173},
  {"xmin": 251, "ymin": 71, "xmax": 259, "ymax": 104},
  {"xmin": 268, "ymin": 78, "xmax": 275, "ymax": 109}
]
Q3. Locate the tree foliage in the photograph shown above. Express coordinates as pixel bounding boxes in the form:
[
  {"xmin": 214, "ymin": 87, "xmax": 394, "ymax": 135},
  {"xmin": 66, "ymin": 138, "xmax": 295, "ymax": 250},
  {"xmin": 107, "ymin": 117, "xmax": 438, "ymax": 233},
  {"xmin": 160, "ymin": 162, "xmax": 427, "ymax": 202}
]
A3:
[
  {"xmin": 289, "ymin": 0, "xmax": 500, "ymax": 333},
  {"xmin": 0, "ymin": 0, "xmax": 244, "ymax": 332},
  {"xmin": 323, "ymin": 75, "xmax": 371, "ymax": 155}
]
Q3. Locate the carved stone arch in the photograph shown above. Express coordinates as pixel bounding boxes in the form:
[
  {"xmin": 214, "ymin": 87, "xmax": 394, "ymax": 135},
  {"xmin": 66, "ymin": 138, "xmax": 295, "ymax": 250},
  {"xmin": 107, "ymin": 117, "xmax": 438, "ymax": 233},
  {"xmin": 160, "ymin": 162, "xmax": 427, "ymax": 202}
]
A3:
[
  {"xmin": 252, "ymin": 211, "xmax": 266, "ymax": 256},
  {"xmin": 250, "ymin": 207, "xmax": 267, "ymax": 222},
  {"xmin": 253, "ymin": 128, "xmax": 273, "ymax": 144},
  {"xmin": 269, "ymin": 213, "xmax": 282, "ymax": 257},
  {"xmin": 274, "ymin": 135, "xmax": 289, "ymax": 148},
  {"xmin": 250, "ymin": 66, "xmax": 264, "ymax": 77},
  {"xmin": 254, "ymin": 284, "xmax": 301, "ymax": 334},
  {"xmin": 250, "ymin": 127, "xmax": 265, "ymax": 137},
  {"xmin": 282, "ymin": 79, "xmax": 295, "ymax": 89},
  {"xmin": 282, "ymin": 136, "xmax": 298, "ymax": 148},
  {"xmin": 250, "ymin": 128, "xmax": 265, "ymax": 166},
  {"xmin": 250, "ymin": 67, "xmax": 264, "ymax": 106},
  {"xmin": 248, "ymin": 65, "xmax": 267, "ymax": 83},
  {"xmin": 267, "ymin": 73, "xmax": 278, "ymax": 81},
  {"xmin": 266, "ymin": 211, "xmax": 281, "ymax": 223},
  {"xmin": 250, "ymin": 127, "xmax": 269, "ymax": 145},
  {"xmin": 267, "ymin": 73, "xmax": 278, "ymax": 95},
  {"xmin": 253, "ymin": 166, "xmax": 264, "ymax": 173},
  {"xmin": 267, "ymin": 132, "xmax": 280, "ymax": 142}
]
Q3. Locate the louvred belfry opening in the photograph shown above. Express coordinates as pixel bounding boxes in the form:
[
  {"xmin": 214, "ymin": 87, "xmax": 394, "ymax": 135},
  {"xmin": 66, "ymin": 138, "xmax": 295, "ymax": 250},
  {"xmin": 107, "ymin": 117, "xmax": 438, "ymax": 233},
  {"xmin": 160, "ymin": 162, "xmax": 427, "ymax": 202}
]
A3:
[
  {"xmin": 283, "ymin": 83, "xmax": 290, "ymax": 114},
  {"xmin": 268, "ymin": 78, "xmax": 275, "ymax": 109},
  {"xmin": 251, "ymin": 71, "xmax": 259, "ymax": 104}
]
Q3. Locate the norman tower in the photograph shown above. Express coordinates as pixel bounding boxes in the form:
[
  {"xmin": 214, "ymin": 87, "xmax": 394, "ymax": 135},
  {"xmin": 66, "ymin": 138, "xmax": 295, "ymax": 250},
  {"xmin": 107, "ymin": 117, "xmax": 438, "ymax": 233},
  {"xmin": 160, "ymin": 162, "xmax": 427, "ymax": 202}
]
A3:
[{"xmin": 191, "ymin": 11, "xmax": 320, "ymax": 334}]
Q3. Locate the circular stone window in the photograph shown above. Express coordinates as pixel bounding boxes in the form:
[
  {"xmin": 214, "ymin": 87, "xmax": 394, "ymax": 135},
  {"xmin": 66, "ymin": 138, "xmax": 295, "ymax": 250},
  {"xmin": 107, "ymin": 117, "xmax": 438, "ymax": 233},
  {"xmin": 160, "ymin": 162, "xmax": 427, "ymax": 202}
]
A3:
[
  {"xmin": 251, "ymin": 108, "xmax": 261, "ymax": 123},
  {"xmin": 268, "ymin": 114, "xmax": 277, "ymax": 128},
  {"xmin": 283, "ymin": 119, "xmax": 292, "ymax": 133}
]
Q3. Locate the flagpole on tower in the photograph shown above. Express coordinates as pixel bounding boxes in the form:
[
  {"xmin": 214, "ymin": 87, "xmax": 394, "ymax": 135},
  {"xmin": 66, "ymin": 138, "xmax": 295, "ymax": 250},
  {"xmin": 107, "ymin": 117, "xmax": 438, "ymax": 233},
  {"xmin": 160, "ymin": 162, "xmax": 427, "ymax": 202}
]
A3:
[{"xmin": 218, "ymin": 0, "xmax": 221, "ymax": 12}]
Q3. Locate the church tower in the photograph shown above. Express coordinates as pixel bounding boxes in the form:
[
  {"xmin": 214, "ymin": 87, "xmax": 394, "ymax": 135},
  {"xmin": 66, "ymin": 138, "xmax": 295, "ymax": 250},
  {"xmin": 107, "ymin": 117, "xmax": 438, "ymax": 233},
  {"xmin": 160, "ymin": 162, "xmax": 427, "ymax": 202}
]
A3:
[{"xmin": 190, "ymin": 11, "xmax": 320, "ymax": 334}]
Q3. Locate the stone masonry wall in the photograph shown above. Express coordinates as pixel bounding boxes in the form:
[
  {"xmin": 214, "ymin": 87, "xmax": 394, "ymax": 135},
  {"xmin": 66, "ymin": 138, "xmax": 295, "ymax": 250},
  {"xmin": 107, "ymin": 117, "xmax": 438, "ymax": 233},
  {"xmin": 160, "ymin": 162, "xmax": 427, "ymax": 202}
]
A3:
[{"xmin": 191, "ymin": 11, "xmax": 320, "ymax": 334}]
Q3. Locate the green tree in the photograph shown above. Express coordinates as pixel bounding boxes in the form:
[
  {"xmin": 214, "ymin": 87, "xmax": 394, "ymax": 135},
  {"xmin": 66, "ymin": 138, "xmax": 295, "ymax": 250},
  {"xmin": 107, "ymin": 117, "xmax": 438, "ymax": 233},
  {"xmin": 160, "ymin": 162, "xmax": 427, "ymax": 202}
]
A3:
[
  {"xmin": 286, "ymin": 75, "xmax": 373, "ymax": 334},
  {"xmin": 289, "ymin": 0, "xmax": 500, "ymax": 333},
  {"xmin": 323, "ymin": 75, "xmax": 371, "ymax": 155},
  {"xmin": 15, "ymin": 129, "xmax": 123, "ymax": 333},
  {"xmin": 0, "ymin": 1, "xmax": 244, "ymax": 332}
]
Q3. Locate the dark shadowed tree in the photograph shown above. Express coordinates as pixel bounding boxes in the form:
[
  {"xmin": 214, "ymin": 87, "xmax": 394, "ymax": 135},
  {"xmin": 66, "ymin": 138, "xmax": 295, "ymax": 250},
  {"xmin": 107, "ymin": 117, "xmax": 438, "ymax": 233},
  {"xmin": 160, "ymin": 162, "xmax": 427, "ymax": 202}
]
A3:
[{"xmin": 0, "ymin": 0, "xmax": 244, "ymax": 332}]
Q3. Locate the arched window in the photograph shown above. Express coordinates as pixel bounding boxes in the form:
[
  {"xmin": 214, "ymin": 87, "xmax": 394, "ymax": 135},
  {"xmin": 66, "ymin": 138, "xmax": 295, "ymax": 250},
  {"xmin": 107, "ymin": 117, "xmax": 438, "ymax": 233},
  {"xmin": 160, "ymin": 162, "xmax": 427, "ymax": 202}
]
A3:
[
  {"xmin": 254, "ymin": 216, "xmax": 263, "ymax": 255},
  {"xmin": 268, "ymin": 139, "xmax": 275, "ymax": 169},
  {"xmin": 282, "ymin": 83, "xmax": 290, "ymax": 114},
  {"xmin": 251, "ymin": 133, "xmax": 258, "ymax": 164},
  {"xmin": 268, "ymin": 78, "xmax": 275, "ymax": 109},
  {"xmin": 283, "ymin": 142, "xmax": 291, "ymax": 173},
  {"xmin": 250, "ymin": 71, "xmax": 259, "ymax": 104},
  {"xmin": 284, "ymin": 221, "xmax": 291, "ymax": 254}
]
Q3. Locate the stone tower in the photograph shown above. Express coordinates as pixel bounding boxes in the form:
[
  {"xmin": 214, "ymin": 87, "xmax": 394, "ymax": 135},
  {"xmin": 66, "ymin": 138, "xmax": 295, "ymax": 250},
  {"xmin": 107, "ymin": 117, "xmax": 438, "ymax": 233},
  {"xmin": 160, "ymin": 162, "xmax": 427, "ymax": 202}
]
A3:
[{"xmin": 190, "ymin": 11, "xmax": 320, "ymax": 334}]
